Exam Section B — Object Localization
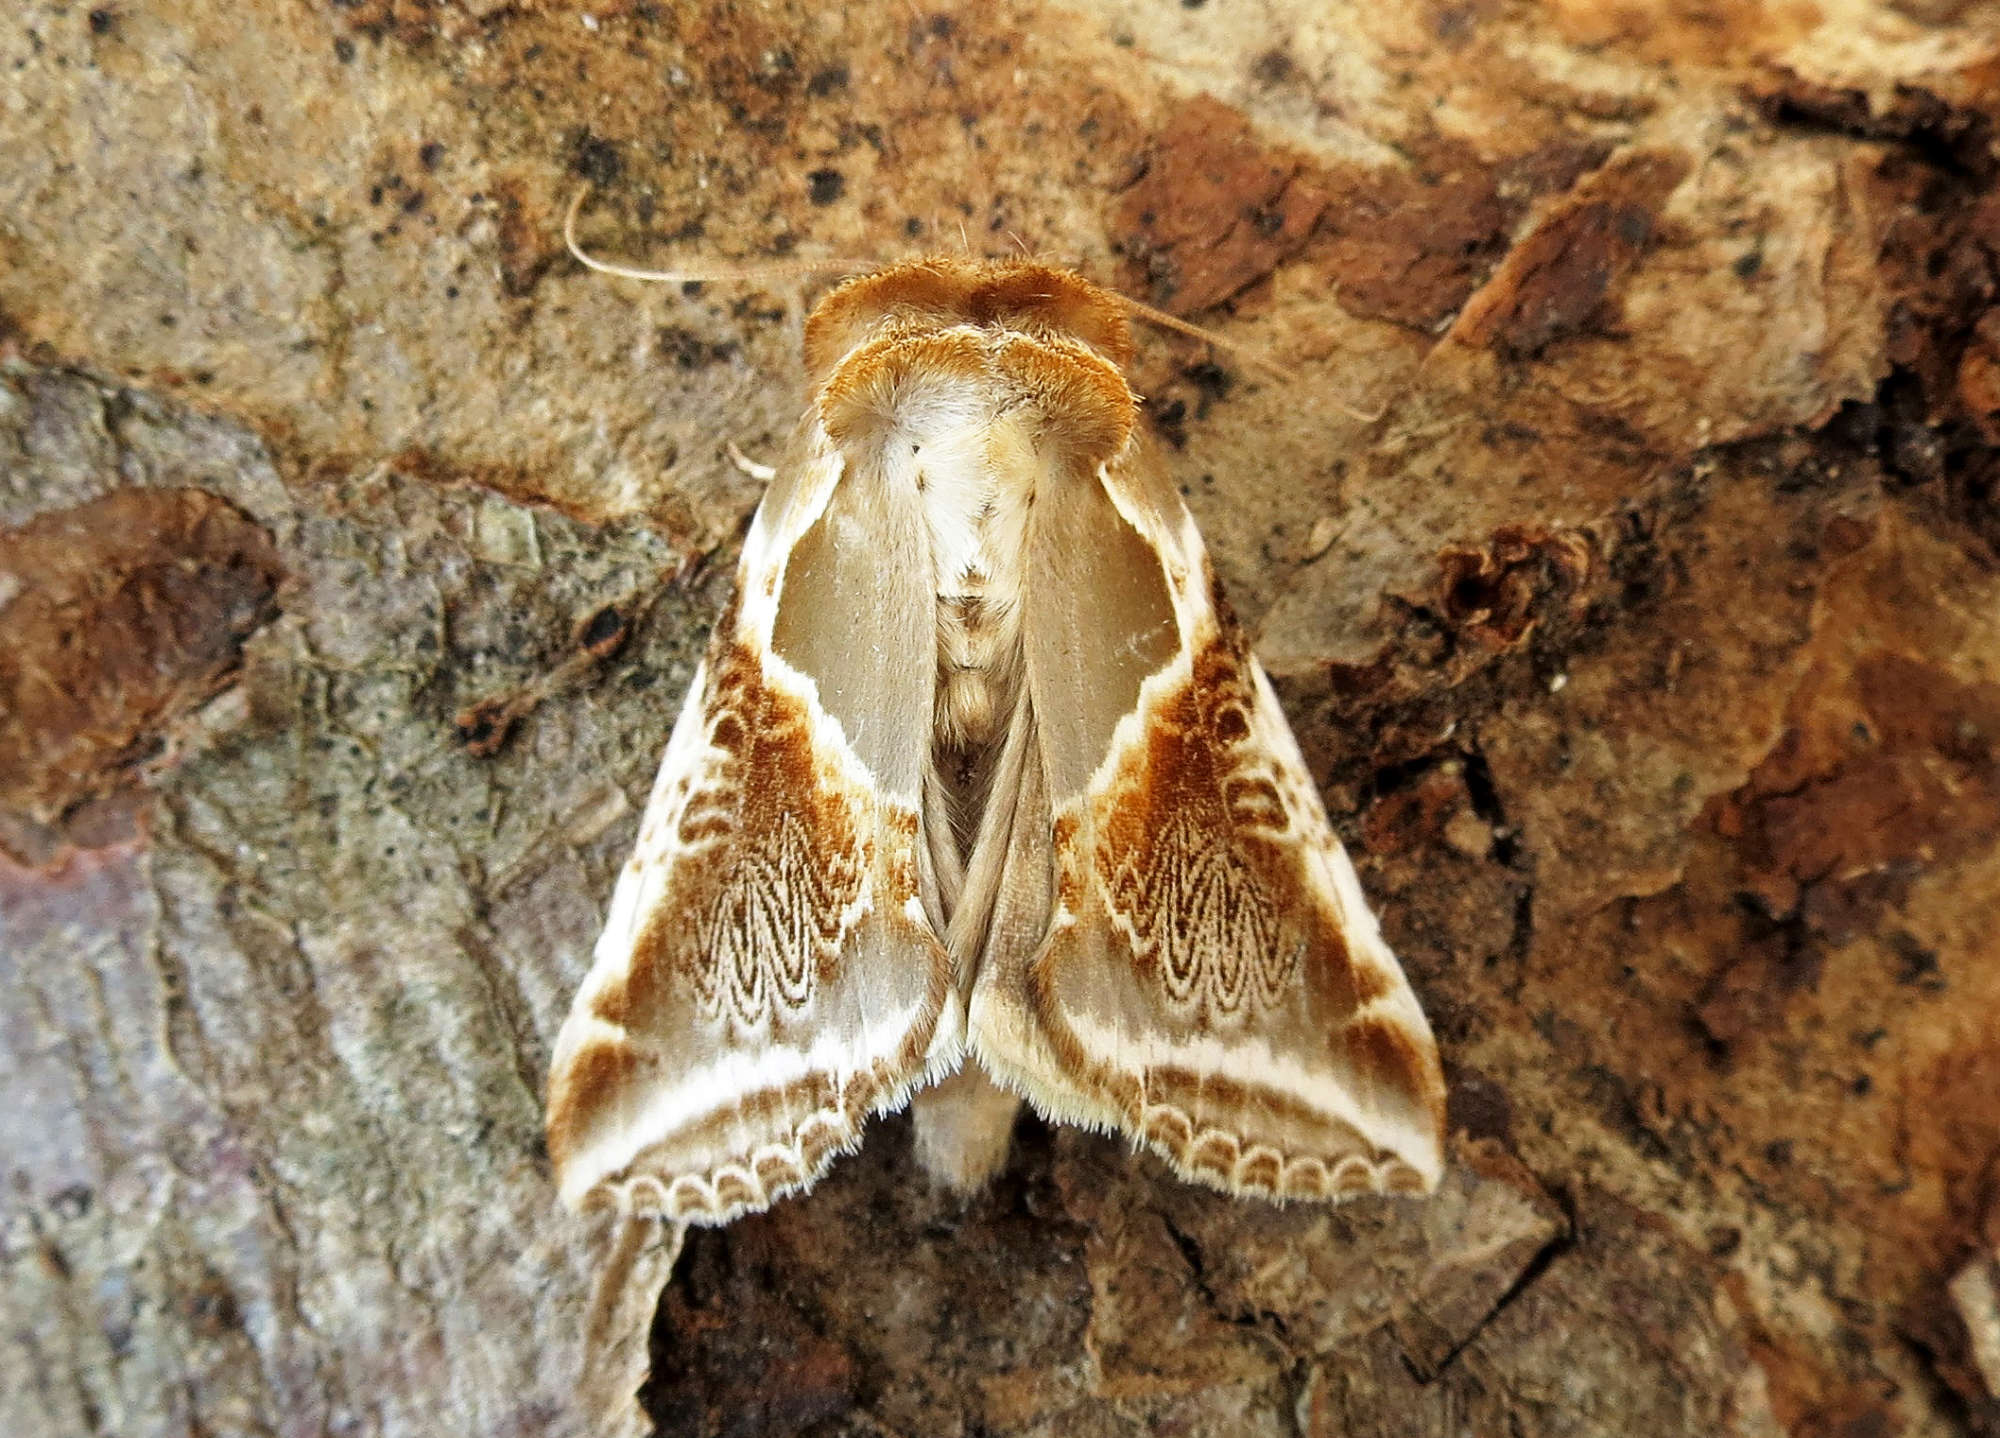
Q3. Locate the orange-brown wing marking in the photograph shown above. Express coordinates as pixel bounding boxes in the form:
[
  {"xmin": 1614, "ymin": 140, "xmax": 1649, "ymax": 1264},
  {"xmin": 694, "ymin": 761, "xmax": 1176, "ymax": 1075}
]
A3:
[
  {"xmin": 597, "ymin": 635, "xmax": 869, "ymax": 1036},
  {"xmin": 1090, "ymin": 638, "xmax": 1342, "ymax": 1021}
]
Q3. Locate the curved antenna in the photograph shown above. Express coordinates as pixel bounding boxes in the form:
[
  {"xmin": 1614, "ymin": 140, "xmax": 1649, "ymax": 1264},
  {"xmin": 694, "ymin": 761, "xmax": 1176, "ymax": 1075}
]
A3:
[
  {"xmin": 562, "ymin": 186, "xmax": 1388, "ymax": 422},
  {"xmin": 562, "ymin": 185, "xmax": 875, "ymax": 287},
  {"xmin": 1114, "ymin": 292, "xmax": 1387, "ymax": 424}
]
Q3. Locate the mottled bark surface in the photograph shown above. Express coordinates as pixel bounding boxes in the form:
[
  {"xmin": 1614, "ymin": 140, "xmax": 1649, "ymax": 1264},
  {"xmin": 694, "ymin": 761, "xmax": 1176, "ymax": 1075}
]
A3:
[{"xmin": 3, "ymin": 3, "xmax": 1999, "ymax": 1436}]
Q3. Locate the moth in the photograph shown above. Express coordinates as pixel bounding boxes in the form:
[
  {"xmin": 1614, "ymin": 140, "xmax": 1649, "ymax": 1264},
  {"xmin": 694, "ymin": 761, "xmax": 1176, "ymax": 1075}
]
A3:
[{"xmin": 545, "ymin": 248, "xmax": 1448, "ymax": 1224}]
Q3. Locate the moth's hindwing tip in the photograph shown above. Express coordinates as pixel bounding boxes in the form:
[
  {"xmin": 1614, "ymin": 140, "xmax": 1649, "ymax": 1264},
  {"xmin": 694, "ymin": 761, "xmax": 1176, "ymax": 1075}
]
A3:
[
  {"xmin": 553, "ymin": 1041, "xmax": 949, "ymax": 1225},
  {"xmin": 1135, "ymin": 1100, "xmax": 1443, "ymax": 1204},
  {"xmin": 584, "ymin": 1114, "xmax": 862, "ymax": 1227}
]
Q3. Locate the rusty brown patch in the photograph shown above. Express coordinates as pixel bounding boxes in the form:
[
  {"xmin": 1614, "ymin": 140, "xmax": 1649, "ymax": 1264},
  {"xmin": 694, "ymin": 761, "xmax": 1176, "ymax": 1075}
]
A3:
[
  {"xmin": 490, "ymin": 175, "xmax": 558, "ymax": 300},
  {"xmin": 1112, "ymin": 94, "xmax": 1329, "ymax": 316},
  {"xmin": 1092, "ymin": 635, "xmax": 1339, "ymax": 1021},
  {"xmin": 0, "ymin": 488, "xmax": 283, "ymax": 866},
  {"xmin": 1111, "ymin": 120, "xmax": 1612, "ymax": 335},
  {"xmin": 1343, "ymin": 1013, "xmax": 1439, "ymax": 1108},
  {"xmin": 1454, "ymin": 151, "xmax": 1689, "ymax": 357},
  {"xmin": 1319, "ymin": 136, "xmax": 1614, "ymax": 332},
  {"xmin": 1347, "ymin": 954, "xmax": 1402, "ymax": 1010},
  {"xmin": 1435, "ymin": 523, "xmax": 1597, "ymax": 647},
  {"xmin": 544, "ymin": 1037, "xmax": 641, "ymax": 1177},
  {"xmin": 1314, "ymin": 164, "xmax": 1511, "ymax": 330}
]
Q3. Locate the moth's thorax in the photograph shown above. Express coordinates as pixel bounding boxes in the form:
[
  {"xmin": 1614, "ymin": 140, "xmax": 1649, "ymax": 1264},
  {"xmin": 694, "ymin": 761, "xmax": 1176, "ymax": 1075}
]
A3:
[
  {"xmin": 806, "ymin": 260, "xmax": 1142, "ymax": 759},
  {"xmin": 917, "ymin": 407, "xmax": 1035, "ymax": 754}
]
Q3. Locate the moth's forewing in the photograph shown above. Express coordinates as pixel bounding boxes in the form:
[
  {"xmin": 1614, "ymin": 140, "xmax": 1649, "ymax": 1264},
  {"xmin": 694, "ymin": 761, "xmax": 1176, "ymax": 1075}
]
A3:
[
  {"xmin": 967, "ymin": 441, "xmax": 1448, "ymax": 1198},
  {"xmin": 545, "ymin": 426, "xmax": 957, "ymax": 1224}
]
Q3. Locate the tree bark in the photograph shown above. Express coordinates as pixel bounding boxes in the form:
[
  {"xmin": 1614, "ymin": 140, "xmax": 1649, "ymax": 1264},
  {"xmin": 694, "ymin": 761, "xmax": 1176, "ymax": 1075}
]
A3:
[{"xmin": 4, "ymin": 2, "xmax": 1999, "ymax": 1435}]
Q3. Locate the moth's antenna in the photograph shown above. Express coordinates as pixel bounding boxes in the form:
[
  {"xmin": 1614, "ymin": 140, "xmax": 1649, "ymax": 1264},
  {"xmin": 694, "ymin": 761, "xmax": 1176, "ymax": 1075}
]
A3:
[
  {"xmin": 1114, "ymin": 292, "xmax": 1387, "ymax": 424},
  {"xmin": 724, "ymin": 439, "xmax": 777, "ymax": 483},
  {"xmin": 563, "ymin": 185, "xmax": 873, "ymax": 287}
]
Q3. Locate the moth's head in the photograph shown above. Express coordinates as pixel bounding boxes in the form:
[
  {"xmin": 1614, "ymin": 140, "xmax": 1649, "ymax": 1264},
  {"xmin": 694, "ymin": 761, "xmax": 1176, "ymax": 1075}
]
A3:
[
  {"xmin": 802, "ymin": 259, "xmax": 1135, "ymax": 380},
  {"xmin": 808, "ymin": 260, "xmax": 1140, "ymax": 470}
]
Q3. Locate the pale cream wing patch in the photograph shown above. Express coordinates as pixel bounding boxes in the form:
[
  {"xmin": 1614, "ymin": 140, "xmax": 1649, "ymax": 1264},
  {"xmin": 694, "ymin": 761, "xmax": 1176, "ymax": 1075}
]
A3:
[
  {"xmin": 546, "ymin": 424, "xmax": 956, "ymax": 1224},
  {"xmin": 969, "ymin": 441, "xmax": 1447, "ymax": 1199}
]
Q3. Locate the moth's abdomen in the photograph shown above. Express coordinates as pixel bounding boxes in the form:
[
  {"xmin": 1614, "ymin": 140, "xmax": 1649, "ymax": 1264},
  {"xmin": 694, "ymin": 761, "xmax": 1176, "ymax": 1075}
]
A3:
[{"xmin": 936, "ymin": 591, "xmax": 1019, "ymax": 753}]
